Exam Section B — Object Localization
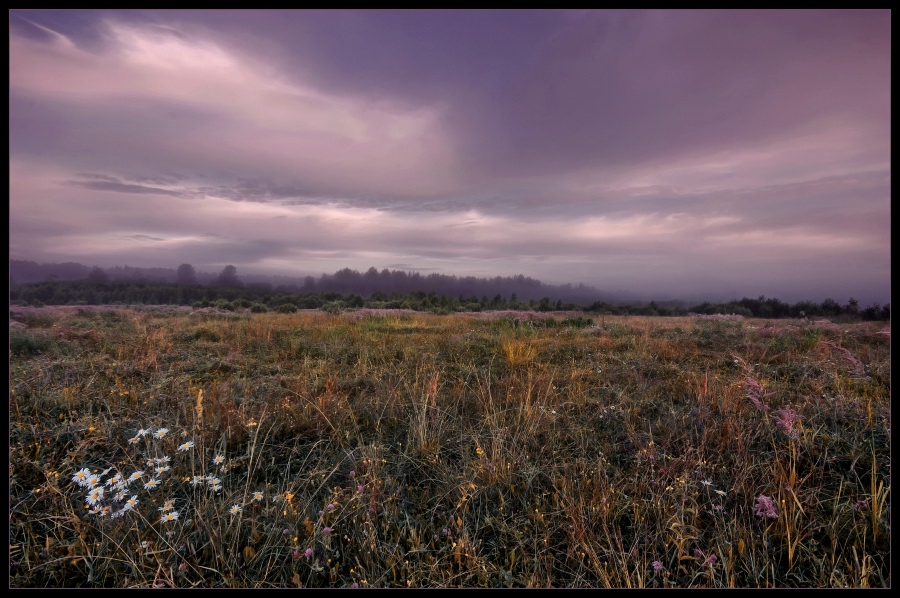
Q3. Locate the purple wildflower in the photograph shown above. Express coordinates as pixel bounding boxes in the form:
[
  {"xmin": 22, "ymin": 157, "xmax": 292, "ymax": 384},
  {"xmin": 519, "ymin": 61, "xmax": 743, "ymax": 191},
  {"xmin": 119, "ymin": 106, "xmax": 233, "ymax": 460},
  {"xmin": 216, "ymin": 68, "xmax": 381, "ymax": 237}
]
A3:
[
  {"xmin": 774, "ymin": 406, "xmax": 802, "ymax": 438},
  {"xmin": 652, "ymin": 561, "xmax": 663, "ymax": 571},
  {"xmin": 755, "ymin": 495, "xmax": 778, "ymax": 519}
]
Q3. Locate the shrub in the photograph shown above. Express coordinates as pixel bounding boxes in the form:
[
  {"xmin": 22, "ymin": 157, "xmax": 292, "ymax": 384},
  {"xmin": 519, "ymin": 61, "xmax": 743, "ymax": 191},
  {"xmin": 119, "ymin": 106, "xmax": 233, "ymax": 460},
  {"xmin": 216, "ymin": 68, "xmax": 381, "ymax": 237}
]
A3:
[{"xmin": 9, "ymin": 332, "xmax": 55, "ymax": 356}]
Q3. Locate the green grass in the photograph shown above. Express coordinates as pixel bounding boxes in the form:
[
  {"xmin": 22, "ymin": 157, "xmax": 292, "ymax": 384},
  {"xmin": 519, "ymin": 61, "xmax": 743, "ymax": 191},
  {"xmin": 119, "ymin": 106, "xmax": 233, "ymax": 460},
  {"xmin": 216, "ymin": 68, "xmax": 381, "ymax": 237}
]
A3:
[{"xmin": 9, "ymin": 306, "xmax": 890, "ymax": 587}]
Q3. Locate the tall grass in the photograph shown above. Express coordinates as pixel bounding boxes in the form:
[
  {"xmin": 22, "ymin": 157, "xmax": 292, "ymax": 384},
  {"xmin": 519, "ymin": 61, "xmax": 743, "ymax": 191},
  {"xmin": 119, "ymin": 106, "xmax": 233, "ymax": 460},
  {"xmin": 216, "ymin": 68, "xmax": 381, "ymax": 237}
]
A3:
[{"xmin": 9, "ymin": 307, "xmax": 890, "ymax": 587}]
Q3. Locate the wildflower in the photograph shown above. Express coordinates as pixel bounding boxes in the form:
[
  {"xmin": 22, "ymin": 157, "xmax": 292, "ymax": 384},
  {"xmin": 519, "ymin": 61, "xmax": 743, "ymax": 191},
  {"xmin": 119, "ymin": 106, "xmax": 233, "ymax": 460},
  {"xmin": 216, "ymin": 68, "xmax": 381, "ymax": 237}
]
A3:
[
  {"xmin": 304, "ymin": 548, "xmax": 313, "ymax": 559},
  {"xmin": 158, "ymin": 456, "xmax": 171, "ymax": 464},
  {"xmin": 86, "ymin": 486, "xmax": 104, "ymax": 506},
  {"xmin": 349, "ymin": 470, "xmax": 356, "ymax": 478},
  {"xmin": 124, "ymin": 496, "xmax": 139, "ymax": 510},
  {"xmin": 207, "ymin": 476, "xmax": 221, "ymax": 487},
  {"xmin": 85, "ymin": 473, "xmax": 102, "ymax": 488},
  {"xmin": 326, "ymin": 503, "xmax": 335, "ymax": 512},
  {"xmin": 128, "ymin": 436, "xmax": 140, "ymax": 444},
  {"xmin": 155, "ymin": 465, "xmax": 171, "ymax": 475},
  {"xmin": 652, "ymin": 561, "xmax": 663, "ymax": 571},
  {"xmin": 322, "ymin": 526, "xmax": 332, "ymax": 535},
  {"xmin": 154, "ymin": 428, "xmax": 169, "ymax": 439},
  {"xmin": 357, "ymin": 485, "xmax": 364, "ymax": 494},
  {"xmin": 212, "ymin": 454, "xmax": 225, "ymax": 466},
  {"xmin": 210, "ymin": 484, "xmax": 222, "ymax": 493},
  {"xmin": 128, "ymin": 471, "xmax": 145, "ymax": 483},
  {"xmin": 774, "ymin": 406, "xmax": 802, "ymax": 439},
  {"xmin": 160, "ymin": 511, "xmax": 180, "ymax": 523},
  {"xmin": 177, "ymin": 441, "xmax": 194, "ymax": 452},
  {"xmin": 253, "ymin": 491, "xmax": 264, "ymax": 502},
  {"xmin": 755, "ymin": 495, "xmax": 778, "ymax": 519},
  {"xmin": 230, "ymin": 505, "xmax": 242, "ymax": 515},
  {"xmin": 701, "ymin": 479, "xmax": 712, "ymax": 487},
  {"xmin": 159, "ymin": 499, "xmax": 176, "ymax": 512},
  {"xmin": 72, "ymin": 468, "xmax": 92, "ymax": 487},
  {"xmin": 137, "ymin": 428, "xmax": 150, "ymax": 437},
  {"xmin": 715, "ymin": 489, "xmax": 727, "ymax": 497},
  {"xmin": 113, "ymin": 491, "xmax": 126, "ymax": 502},
  {"xmin": 106, "ymin": 473, "xmax": 123, "ymax": 487},
  {"xmin": 144, "ymin": 478, "xmax": 161, "ymax": 491},
  {"xmin": 705, "ymin": 553, "xmax": 718, "ymax": 566}
]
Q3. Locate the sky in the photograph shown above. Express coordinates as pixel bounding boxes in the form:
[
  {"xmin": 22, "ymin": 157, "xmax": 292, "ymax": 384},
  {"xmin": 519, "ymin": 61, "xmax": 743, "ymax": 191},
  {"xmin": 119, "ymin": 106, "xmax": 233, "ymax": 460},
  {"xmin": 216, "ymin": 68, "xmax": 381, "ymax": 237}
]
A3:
[{"xmin": 9, "ymin": 9, "xmax": 891, "ymax": 305}]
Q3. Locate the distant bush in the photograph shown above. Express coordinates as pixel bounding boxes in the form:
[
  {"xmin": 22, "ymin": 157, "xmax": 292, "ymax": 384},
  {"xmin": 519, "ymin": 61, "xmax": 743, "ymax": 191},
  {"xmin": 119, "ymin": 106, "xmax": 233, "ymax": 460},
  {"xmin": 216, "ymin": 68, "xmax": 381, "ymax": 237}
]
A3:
[
  {"xmin": 250, "ymin": 303, "xmax": 268, "ymax": 313},
  {"xmin": 277, "ymin": 303, "xmax": 298, "ymax": 313},
  {"xmin": 9, "ymin": 332, "xmax": 55, "ymax": 356},
  {"xmin": 215, "ymin": 299, "xmax": 236, "ymax": 311}
]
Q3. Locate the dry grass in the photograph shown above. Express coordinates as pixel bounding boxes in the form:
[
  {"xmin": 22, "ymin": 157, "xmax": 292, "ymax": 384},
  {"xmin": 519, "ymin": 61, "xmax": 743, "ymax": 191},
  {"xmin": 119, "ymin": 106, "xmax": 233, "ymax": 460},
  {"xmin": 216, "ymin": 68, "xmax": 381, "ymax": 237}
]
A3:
[{"xmin": 9, "ymin": 307, "xmax": 890, "ymax": 587}]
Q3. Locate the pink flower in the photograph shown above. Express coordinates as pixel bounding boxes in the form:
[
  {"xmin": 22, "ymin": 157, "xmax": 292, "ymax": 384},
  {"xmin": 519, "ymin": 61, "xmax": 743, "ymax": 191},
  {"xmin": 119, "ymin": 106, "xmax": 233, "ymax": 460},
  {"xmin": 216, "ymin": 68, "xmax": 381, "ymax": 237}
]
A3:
[
  {"xmin": 304, "ymin": 547, "xmax": 313, "ymax": 559},
  {"xmin": 651, "ymin": 561, "xmax": 663, "ymax": 571},
  {"xmin": 322, "ymin": 526, "xmax": 332, "ymax": 535},
  {"xmin": 774, "ymin": 406, "xmax": 801, "ymax": 438},
  {"xmin": 755, "ymin": 495, "xmax": 778, "ymax": 519}
]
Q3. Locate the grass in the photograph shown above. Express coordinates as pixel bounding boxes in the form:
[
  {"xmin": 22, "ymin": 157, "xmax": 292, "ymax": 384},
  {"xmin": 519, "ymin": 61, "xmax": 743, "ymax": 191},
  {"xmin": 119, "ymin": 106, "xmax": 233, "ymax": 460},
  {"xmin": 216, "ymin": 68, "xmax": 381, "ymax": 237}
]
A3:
[{"xmin": 8, "ymin": 306, "xmax": 891, "ymax": 588}]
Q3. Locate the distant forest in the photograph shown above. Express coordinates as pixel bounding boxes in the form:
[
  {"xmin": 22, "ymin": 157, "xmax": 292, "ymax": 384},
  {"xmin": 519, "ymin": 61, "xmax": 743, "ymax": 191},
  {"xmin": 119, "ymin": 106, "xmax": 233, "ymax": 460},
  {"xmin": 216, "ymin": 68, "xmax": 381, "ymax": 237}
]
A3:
[{"xmin": 8, "ymin": 260, "xmax": 891, "ymax": 320}]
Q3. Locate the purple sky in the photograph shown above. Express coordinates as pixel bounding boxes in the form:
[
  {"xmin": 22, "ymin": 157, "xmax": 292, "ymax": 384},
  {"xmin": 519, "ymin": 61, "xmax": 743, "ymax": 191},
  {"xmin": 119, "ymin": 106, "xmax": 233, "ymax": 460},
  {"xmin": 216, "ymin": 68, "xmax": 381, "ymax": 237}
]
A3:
[{"xmin": 9, "ymin": 10, "xmax": 891, "ymax": 305}]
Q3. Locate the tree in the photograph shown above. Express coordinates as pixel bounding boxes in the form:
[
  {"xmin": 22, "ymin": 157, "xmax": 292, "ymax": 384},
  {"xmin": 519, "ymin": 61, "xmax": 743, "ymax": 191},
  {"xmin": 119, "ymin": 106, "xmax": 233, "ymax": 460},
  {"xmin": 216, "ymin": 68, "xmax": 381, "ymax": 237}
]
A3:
[
  {"xmin": 176, "ymin": 263, "xmax": 198, "ymax": 286},
  {"xmin": 214, "ymin": 265, "xmax": 243, "ymax": 288},
  {"xmin": 86, "ymin": 266, "xmax": 109, "ymax": 284}
]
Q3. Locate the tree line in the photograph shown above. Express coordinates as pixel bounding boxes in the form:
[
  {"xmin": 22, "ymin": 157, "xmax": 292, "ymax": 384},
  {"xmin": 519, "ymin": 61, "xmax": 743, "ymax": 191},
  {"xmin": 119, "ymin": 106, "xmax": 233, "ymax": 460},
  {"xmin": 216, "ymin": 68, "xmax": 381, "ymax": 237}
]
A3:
[{"xmin": 8, "ymin": 263, "xmax": 890, "ymax": 320}]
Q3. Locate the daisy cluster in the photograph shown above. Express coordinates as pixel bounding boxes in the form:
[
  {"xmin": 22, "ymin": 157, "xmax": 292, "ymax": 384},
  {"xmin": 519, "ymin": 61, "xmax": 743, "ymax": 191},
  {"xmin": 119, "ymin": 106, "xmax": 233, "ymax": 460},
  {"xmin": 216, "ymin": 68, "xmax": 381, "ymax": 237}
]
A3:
[
  {"xmin": 72, "ymin": 425, "xmax": 184, "ymax": 520},
  {"xmin": 71, "ymin": 428, "xmax": 265, "ymax": 530},
  {"xmin": 71, "ymin": 466, "xmax": 144, "ymax": 519}
]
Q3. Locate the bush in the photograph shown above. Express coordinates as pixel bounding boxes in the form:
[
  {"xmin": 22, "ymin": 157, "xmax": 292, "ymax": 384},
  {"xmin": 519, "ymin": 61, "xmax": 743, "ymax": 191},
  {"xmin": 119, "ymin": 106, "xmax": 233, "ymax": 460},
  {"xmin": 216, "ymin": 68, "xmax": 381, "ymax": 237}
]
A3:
[
  {"xmin": 277, "ymin": 303, "xmax": 298, "ymax": 313},
  {"xmin": 215, "ymin": 299, "xmax": 236, "ymax": 311},
  {"xmin": 250, "ymin": 303, "xmax": 268, "ymax": 313},
  {"xmin": 10, "ymin": 332, "xmax": 55, "ymax": 356}
]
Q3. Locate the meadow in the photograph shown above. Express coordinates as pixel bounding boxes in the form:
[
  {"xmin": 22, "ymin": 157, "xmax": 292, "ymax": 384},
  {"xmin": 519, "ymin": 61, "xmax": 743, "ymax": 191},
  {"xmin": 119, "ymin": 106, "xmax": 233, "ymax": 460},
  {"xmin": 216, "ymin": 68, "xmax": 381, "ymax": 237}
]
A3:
[{"xmin": 9, "ymin": 306, "xmax": 891, "ymax": 588}]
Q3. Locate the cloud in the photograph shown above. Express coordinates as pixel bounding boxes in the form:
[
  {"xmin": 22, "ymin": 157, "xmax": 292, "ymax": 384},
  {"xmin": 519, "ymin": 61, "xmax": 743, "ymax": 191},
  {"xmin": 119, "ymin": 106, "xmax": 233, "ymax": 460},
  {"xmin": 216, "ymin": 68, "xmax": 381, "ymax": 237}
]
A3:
[{"xmin": 8, "ymin": 10, "xmax": 891, "ymax": 306}]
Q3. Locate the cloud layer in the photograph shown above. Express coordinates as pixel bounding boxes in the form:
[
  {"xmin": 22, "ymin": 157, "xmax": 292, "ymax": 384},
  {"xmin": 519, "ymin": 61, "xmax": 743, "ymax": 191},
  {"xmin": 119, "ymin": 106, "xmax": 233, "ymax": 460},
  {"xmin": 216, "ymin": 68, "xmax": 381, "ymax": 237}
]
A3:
[{"xmin": 9, "ymin": 10, "xmax": 891, "ymax": 304}]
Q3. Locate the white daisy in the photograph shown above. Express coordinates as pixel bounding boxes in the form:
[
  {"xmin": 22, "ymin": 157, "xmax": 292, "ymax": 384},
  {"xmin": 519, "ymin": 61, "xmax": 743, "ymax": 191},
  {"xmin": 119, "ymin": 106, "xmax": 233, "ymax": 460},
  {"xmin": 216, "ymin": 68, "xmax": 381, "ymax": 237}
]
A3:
[
  {"xmin": 178, "ymin": 441, "xmax": 194, "ymax": 452},
  {"xmin": 86, "ymin": 486, "xmax": 104, "ymax": 506},
  {"xmin": 72, "ymin": 467, "xmax": 92, "ymax": 487},
  {"xmin": 154, "ymin": 428, "xmax": 169, "ymax": 439},
  {"xmin": 160, "ymin": 511, "xmax": 180, "ymax": 523},
  {"xmin": 143, "ymin": 478, "xmax": 161, "ymax": 491}
]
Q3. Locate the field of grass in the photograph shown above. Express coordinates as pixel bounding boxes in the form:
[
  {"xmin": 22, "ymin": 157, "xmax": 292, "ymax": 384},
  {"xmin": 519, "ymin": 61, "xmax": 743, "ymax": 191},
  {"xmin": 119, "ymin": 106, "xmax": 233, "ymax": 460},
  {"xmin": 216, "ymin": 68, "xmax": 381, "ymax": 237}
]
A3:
[{"xmin": 9, "ymin": 306, "xmax": 890, "ymax": 588}]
